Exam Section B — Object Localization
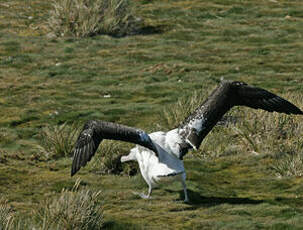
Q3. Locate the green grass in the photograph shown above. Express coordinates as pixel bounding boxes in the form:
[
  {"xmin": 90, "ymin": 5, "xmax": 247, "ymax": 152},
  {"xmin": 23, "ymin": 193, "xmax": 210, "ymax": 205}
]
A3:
[{"xmin": 1, "ymin": 0, "xmax": 303, "ymax": 229}]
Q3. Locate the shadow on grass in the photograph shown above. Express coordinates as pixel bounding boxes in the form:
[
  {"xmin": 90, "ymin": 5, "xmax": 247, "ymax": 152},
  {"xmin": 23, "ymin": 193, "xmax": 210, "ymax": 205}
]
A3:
[
  {"xmin": 271, "ymin": 197, "xmax": 303, "ymax": 208},
  {"xmin": 110, "ymin": 25, "xmax": 168, "ymax": 38},
  {"xmin": 103, "ymin": 220, "xmax": 140, "ymax": 230},
  {"xmin": 138, "ymin": 25, "xmax": 168, "ymax": 35},
  {"xmin": 166, "ymin": 189, "xmax": 263, "ymax": 209}
]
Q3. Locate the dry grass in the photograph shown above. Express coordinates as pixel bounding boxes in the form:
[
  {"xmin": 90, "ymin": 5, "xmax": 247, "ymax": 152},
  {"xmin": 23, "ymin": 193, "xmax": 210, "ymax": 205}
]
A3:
[
  {"xmin": 48, "ymin": 0, "xmax": 141, "ymax": 37},
  {"xmin": 0, "ymin": 181, "xmax": 103, "ymax": 230},
  {"xmin": 271, "ymin": 151, "xmax": 303, "ymax": 178},
  {"xmin": 0, "ymin": 199, "xmax": 14, "ymax": 230},
  {"xmin": 34, "ymin": 179, "xmax": 103, "ymax": 230},
  {"xmin": 39, "ymin": 122, "xmax": 79, "ymax": 159}
]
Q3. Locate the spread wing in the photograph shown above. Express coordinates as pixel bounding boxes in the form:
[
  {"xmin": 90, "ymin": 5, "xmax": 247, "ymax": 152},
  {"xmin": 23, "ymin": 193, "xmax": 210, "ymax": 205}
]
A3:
[
  {"xmin": 71, "ymin": 120, "xmax": 158, "ymax": 176},
  {"xmin": 235, "ymin": 82, "xmax": 303, "ymax": 114},
  {"xmin": 177, "ymin": 81, "xmax": 303, "ymax": 155}
]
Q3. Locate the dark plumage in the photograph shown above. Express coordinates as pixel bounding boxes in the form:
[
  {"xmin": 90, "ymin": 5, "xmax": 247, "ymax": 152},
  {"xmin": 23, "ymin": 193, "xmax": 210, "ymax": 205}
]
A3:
[
  {"xmin": 178, "ymin": 81, "xmax": 303, "ymax": 151},
  {"xmin": 71, "ymin": 120, "xmax": 158, "ymax": 176}
]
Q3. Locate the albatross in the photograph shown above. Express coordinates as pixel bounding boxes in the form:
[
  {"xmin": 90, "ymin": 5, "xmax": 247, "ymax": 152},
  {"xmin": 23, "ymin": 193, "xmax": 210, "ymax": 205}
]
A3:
[{"xmin": 70, "ymin": 81, "xmax": 303, "ymax": 202}]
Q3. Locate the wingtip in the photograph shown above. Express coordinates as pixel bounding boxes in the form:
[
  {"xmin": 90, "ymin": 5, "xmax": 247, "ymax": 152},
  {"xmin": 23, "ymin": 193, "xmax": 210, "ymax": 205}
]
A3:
[
  {"xmin": 71, "ymin": 168, "xmax": 76, "ymax": 177},
  {"xmin": 297, "ymin": 106, "xmax": 303, "ymax": 114},
  {"xmin": 288, "ymin": 104, "xmax": 303, "ymax": 115},
  {"xmin": 71, "ymin": 155, "xmax": 80, "ymax": 177},
  {"xmin": 297, "ymin": 110, "xmax": 303, "ymax": 115},
  {"xmin": 71, "ymin": 165, "xmax": 76, "ymax": 177}
]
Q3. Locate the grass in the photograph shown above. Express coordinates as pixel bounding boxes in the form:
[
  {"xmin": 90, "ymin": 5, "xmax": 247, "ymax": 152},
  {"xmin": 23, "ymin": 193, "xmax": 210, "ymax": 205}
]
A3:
[
  {"xmin": 1, "ymin": 0, "xmax": 303, "ymax": 229},
  {"xmin": 48, "ymin": 0, "xmax": 141, "ymax": 38},
  {"xmin": 33, "ymin": 179, "xmax": 103, "ymax": 230},
  {"xmin": 0, "ymin": 198, "xmax": 14, "ymax": 230},
  {"xmin": 38, "ymin": 122, "xmax": 80, "ymax": 159},
  {"xmin": 0, "ymin": 180, "xmax": 103, "ymax": 230}
]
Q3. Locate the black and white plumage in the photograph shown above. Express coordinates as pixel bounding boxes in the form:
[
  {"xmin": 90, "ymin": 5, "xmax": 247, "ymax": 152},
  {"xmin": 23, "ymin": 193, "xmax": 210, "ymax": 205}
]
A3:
[
  {"xmin": 178, "ymin": 81, "xmax": 303, "ymax": 154},
  {"xmin": 71, "ymin": 81, "xmax": 303, "ymax": 202}
]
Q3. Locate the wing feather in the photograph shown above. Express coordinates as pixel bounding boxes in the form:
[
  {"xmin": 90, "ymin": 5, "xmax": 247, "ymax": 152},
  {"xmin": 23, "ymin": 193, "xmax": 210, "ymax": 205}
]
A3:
[
  {"xmin": 71, "ymin": 120, "xmax": 158, "ymax": 176},
  {"xmin": 236, "ymin": 83, "xmax": 303, "ymax": 115},
  {"xmin": 178, "ymin": 81, "xmax": 303, "ymax": 156}
]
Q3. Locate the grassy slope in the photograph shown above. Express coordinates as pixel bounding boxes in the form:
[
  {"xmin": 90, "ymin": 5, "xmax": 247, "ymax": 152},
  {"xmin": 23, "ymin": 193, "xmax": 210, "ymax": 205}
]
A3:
[{"xmin": 1, "ymin": 0, "xmax": 303, "ymax": 229}]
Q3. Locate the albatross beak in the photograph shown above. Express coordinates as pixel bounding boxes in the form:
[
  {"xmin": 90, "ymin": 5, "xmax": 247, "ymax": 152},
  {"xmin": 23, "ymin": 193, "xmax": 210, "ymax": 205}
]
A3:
[
  {"xmin": 120, "ymin": 156, "xmax": 129, "ymax": 163},
  {"xmin": 121, "ymin": 152, "xmax": 137, "ymax": 162}
]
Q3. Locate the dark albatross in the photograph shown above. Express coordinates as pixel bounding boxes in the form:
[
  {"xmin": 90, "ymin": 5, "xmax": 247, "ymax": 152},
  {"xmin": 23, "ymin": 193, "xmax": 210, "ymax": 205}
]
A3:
[{"xmin": 70, "ymin": 81, "xmax": 303, "ymax": 202}]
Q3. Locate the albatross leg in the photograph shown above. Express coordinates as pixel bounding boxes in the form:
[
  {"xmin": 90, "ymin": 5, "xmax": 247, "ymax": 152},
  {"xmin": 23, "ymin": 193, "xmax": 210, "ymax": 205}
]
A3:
[
  {"xmin": 182, "ymin": 180, "xmax": 189, "ymax": 203},
  {"xmin": 140, "ymin": 185, "xmax": 152, "ymax": 199},
  {"xmin": 133, "ymin": 184, "xmax": 152, "ymax": 199}
]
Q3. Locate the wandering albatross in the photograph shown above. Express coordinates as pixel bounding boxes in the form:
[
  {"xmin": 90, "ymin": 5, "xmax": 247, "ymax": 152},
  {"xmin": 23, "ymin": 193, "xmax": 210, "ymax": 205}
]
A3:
[{"xmin": 70, "ymin": 81, "xmax": 303, "ymax": 202}]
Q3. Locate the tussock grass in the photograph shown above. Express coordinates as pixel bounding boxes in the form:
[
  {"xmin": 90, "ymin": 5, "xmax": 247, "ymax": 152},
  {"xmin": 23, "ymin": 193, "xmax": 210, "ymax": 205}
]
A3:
[
  {"xmin": 271, "ymin": 151, "xmax": 303, "ymax": 178},
  {"xmin": 48, "ymin": 0, "xmax": 141, "ymax": 37},
  {"xmin": 34, "ymin": 179, "xmax": 103, "ymax": 230},
  {"xmin": 0, "ymin": 181, "xmax": 103, "ymax": 229},
  {"xmin": 39, "ymin": 122, "xmax": 79, "ymax": 159},
  {"xmin": 0, "ymin": 199, "xmax": 14, "ymax": 230}
]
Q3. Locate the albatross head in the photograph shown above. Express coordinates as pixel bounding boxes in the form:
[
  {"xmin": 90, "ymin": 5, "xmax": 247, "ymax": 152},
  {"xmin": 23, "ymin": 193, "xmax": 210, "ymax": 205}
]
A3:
[{"xmin": 121, "ymin": 148, "xmax": 138, "ymax": 163}]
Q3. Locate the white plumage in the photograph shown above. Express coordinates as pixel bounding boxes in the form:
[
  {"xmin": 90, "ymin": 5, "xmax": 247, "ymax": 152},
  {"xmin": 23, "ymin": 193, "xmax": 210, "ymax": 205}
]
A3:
[{"xmin": 121, "ymin": 129, "xmax": 188, "ymax": 201}]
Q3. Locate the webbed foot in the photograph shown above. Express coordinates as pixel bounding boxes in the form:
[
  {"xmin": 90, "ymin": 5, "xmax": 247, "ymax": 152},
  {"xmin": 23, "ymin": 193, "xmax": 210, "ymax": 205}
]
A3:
[
  {"xmin": 132, "ymin": 191, "xmax": 151, "ymax": 199},
  {"xmin": 184, "ymin": 198, "xmax": 189, "ymax": 203}
]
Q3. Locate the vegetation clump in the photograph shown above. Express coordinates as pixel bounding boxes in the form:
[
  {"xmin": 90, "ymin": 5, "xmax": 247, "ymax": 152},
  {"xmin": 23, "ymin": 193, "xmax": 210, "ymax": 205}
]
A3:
[
  {"xmin": 48, "ymin": 0, "xmax": 142, "ymax": 37},
  {"xmin": 34, "ymin": 180, "xmax": 103, "ymax": 230},
  {"xmin": 272, "ymin": 151, "xmax": 303, "ymax": 178},
  {"xmin": 0, "ymin": 181, "xmax": 103, "ymax": 229},
  {"xmin": 39, "ymin": 122, "xmax": 79, "ymax": 159},
  {"xmin": 0, "ymin": 199, "xmax": 14, "ymax": 230}
]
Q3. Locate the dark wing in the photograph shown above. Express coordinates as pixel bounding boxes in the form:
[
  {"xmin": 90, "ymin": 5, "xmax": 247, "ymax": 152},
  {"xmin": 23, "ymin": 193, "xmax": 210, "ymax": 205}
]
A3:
[
  {"xmin": 177, "ymin": 80, "xmax": 303, "ymax": 155},
  {"xmin": 235, "ymin": 82, "xmax": 303, "ymax": 114},
  {"xmin": 71, "ymin": 120, "xmax": 158, "ymax": 176}
]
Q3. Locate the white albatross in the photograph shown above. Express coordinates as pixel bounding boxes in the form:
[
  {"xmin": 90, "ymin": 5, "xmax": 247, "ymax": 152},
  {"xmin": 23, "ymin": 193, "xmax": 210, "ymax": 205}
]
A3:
[{"xmin": 70, "ymin": 81, "xmax": 303, "ymax": 202}]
